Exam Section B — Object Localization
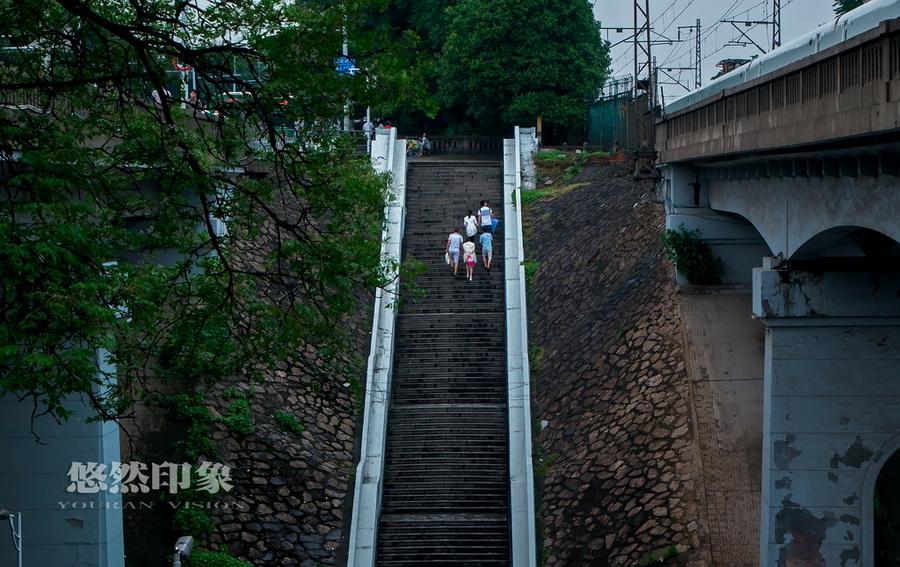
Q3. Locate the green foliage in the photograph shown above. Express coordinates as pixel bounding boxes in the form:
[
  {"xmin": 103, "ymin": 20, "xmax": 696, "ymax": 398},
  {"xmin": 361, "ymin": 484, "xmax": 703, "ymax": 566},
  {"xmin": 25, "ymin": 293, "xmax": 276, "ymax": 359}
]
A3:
[
  {"xmin": 522, "ymin": 259, "xmax": 540, "ymax": 288},
  {"xmin": 172, "ymin": 506, "xmax": 214, "ymax": 538},
  {"xmin": 437, "ymin": 0, "xmax": 610, "ymax": 132},
  {"xmin": 0, "ymin": 0, "xmax": 430, "ymax": 424},
  {"xmin": 834, "ymin": 0, "xmax": 864, "ymax": 15},
  {"xmin": 562, "ymin": 165, "xmax": 582, "ymax": 182},
  {"xmin": 520, "ymin": 189, "xmax": 555, "ymax": 206},
  {"xmin": 534, "ymin": 149, "xmax": 571, "ymax": 163},
  {"xmin": 167, "ymin": 392, "xmax": 217, "ymax": 461},
  {"xmin": 532, "ymin": 422, "xmax": 557, "ymax": 477},
  {"xmin": 273, "ymin": 410, "xmax": 305, "ymax": 434},
  {"xmin": 221, "ymin": 390, "xmax": 254, "ymax": 435},
  {"xmin": 185, "ymin": 550, "xmax": 252, "ymax": 567},
  {"xmin": 348, "ymin": 377, "xmax": 364, "ymax": 409},
  {"xmin": 636, "ymin": 545, "xmax": 679, "ymax": 566},
  {"xmin": 528, "ymin": 346, "xmax": 544, "ymax": 376},
  {"xmin": 661, "ymin": 227, "xmax": 723, "ymax": 285}
]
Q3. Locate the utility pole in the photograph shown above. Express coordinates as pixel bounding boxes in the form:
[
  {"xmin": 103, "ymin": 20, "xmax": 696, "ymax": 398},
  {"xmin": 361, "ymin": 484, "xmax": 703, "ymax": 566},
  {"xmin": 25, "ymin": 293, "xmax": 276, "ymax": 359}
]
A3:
[
  {"xmin": 633, "ymin": 0, "xmax": 653, "ymax": 146},
  {"xmin": 695, "ymin": 19, "xmax": 702, "ymax": 89},
  {"xmin": 677, "ymin": 19, "xmax": 702, "ymax": 89},
  {"xmin": 772, "ymin": 0, "xmax": 782, "ymax": 49}
]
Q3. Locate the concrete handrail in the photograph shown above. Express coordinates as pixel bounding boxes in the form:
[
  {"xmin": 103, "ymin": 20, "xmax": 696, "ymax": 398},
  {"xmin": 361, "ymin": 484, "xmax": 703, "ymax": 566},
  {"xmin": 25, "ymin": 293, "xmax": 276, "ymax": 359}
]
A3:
[
  {"xmin": 504, "ymin": 126, "xmax": 538, "ymax": 567},
  {"xmin": 346, "ymin": 127, "xmax": 407, "ymax": 567}
]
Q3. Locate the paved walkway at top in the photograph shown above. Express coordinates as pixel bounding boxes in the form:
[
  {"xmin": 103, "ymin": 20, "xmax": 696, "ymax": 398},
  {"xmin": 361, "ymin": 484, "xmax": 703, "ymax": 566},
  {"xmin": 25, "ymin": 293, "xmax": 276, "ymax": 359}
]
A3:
[{"xmin": 679, "ymin": 290, "xmax": 764, "ymax": 567}]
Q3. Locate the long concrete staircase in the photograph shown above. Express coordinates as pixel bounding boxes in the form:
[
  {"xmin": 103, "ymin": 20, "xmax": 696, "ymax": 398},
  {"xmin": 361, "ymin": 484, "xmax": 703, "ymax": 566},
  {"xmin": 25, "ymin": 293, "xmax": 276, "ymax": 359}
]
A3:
[{"xmin": 375, "ymin": 159, "xmax": 510, "ymax": 565}]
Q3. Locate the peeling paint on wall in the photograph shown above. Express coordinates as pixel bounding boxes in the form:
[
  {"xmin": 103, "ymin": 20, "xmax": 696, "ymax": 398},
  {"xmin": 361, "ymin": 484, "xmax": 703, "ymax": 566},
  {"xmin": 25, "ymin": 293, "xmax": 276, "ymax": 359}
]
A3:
[
  {"xmin": 775, "ymin": 434, "xmax": 802, "ymax": 470},
  {"xmin": 775, "ymin": 495, "xmax": 836, "ymax": 567},
  {"xmin": 775, "ymin": 476, "xmax": 792, "ymax": 490},
  {"xmin": 839, "ymin": 545, "xmax": 860, "ymax": 566},
  {"xmin": 830, "ymin": 436, "xmax": 874, "ymax": 469}
]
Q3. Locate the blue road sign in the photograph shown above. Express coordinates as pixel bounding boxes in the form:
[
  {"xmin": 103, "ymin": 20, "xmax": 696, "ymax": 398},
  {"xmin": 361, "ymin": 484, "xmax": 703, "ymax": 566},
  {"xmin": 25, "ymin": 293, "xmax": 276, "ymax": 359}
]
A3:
[{"xmin": 334, "ymin": 56, "xmax": 358, "ymax": 76}]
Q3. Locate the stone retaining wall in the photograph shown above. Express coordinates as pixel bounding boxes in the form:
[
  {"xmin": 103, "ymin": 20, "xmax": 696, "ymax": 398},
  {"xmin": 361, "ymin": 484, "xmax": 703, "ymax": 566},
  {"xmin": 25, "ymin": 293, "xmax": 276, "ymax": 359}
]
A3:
[{"xmin": 525, "ymin": 165, "xmax": 708, "ymax": 566}]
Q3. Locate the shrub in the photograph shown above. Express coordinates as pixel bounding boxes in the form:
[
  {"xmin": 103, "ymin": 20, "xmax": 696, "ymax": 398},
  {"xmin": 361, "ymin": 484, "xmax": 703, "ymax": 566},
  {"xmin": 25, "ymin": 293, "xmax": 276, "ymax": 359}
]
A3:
[
  {"xmin": 221, "ymin": 397, "xmax": 254, "ymax": 434},
  {"xmin": 273, "ymin": 410, "xmax": 305, "ymax": 434},
  {"xmin": 172, "ymin": 506, "xmax": 214, "ymax": 538},
  {"xmin": 661, "ymin": 226, "xmax": 723, "ymax": 284}
]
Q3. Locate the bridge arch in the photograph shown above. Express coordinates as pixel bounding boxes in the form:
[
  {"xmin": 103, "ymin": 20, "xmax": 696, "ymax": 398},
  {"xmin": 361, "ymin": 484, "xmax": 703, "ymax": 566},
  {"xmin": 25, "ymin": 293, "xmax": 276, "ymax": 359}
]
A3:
[{"xmin": 789, "ymin": 226, "xmax": 900, "ymax": 262}]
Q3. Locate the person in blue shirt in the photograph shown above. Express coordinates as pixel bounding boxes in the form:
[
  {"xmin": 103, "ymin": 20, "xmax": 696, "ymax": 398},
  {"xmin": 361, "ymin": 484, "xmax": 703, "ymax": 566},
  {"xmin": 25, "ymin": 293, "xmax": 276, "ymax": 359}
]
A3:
[{"xmin": 479, "ymin": 228, "xmax": 493, "ymax": 270}]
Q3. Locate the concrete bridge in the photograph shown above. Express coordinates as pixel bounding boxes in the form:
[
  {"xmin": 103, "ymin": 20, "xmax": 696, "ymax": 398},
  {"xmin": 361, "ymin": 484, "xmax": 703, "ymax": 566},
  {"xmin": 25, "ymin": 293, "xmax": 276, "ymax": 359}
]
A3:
[{"xmin": 657, "ymin": 1, "xmax": 900, "ymax": 564}]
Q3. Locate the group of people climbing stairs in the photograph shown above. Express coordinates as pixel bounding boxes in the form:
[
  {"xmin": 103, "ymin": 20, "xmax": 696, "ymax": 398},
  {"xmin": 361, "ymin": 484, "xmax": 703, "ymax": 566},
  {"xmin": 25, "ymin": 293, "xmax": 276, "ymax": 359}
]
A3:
[{"xmin": 374, "ymin": 158, "xmax": 512, "ymax": 565}]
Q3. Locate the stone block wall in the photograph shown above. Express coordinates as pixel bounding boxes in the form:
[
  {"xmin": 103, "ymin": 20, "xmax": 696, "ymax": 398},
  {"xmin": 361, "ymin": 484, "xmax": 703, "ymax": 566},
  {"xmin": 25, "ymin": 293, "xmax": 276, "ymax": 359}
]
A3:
[{"xmin": 525, "ymin": 164, "xmax": 707, "ymax": 566}]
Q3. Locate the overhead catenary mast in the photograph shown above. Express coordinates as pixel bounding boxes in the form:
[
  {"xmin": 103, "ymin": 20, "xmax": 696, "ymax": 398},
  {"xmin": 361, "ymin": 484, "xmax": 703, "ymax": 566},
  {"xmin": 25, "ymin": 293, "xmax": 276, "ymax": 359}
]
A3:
[
  {"xmin": 633, "ymin": 0, "xmax": 653, "ymax": 146},
  {"xmin": 772, "ymin": 0, "xmax": 782, "ymax": 49}
]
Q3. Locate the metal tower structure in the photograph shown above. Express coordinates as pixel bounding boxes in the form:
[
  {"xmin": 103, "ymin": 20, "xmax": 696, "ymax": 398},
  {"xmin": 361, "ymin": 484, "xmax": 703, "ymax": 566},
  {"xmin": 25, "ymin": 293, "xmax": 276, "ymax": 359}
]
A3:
[
  {"xmin": 677, "ymin": 20, "xmax": 702, "ymax": 89},
  {"xmin": 633, "ymin": 0, "xmax": 654, "ymax": 146},
  {"xmin": 772, "ymin": 0, "xmax": 782, "ymax": 49},
  {"xmin": 694, "ymin": 18, "xmax": 702, "ymax": 88}
]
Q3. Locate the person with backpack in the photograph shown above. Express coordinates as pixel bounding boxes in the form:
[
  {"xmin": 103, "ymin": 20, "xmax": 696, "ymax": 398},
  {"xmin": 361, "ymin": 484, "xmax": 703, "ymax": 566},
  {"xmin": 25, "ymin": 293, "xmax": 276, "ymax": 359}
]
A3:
[{"xmin": 477, "ymin": 200, "xmax": 494, "ymax": 234}]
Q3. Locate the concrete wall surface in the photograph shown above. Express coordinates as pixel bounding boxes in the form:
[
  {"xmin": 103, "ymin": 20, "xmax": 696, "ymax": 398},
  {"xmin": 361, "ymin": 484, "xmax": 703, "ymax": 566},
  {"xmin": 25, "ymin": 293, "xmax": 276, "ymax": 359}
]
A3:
[
  {"xmin": 0, "ymin": 379, "xmax": 124, "ymax": 566},
  {"xmin": 756, "ymin": 263, "xmax": 900, "ymax": 566},
  {"xmin": 760, "ymin": 322, "xmax": 900, "ymax": 566}
]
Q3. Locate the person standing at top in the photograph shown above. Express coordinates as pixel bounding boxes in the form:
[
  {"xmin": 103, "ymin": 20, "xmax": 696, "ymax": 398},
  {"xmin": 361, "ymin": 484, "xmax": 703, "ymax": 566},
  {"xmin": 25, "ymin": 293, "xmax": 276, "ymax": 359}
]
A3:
[
  {"xmin": 479, "ymin": 228, "xmax": 493, "ymax": 270},
  {"xmin": 362, "ymin": 118, "xmax": 374, "ymax": 140},
  {"xmin": 477, "ymin": 200, "xmax": 494, "ymax": 234},
  {"xmin": 446, "ymin": 228, "xmax": 463, "ymax": 276},
  {"xmin": 463, "ymin": 210, "xmax": 478, "ymax": 240},
  {"xmin": 419, "ymin": 133, "xmax": 432, "ymax": 156},
  {"xmin": 462, "ymin": 239, "xmax": 477, "ymax": 282}
]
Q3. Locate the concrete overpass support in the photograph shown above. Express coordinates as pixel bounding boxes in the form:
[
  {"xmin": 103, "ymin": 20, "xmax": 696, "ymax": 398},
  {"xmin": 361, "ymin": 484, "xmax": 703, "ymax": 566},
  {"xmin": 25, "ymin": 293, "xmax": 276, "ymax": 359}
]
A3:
[
  {"xmin": 706, "ymin": 167, "xmax": 900, "ymax": 261},
  {"xmin": 753, "ymin": 258, "xmax": 900, "ymax": 566},
  {"xmin": 660, "ymin": 163, "xmax": 772, "ymax": 284}
]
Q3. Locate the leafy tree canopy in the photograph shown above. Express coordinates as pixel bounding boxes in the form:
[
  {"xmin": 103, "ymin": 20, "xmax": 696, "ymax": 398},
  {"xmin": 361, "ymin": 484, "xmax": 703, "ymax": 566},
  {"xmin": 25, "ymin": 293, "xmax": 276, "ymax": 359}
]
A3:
[
  {"xmin": 834, "ymin": 0, "xmax": 865, "ymax": 15},
  {"xmin": 0, "ymin": 0, "xmax": 429, "ymax": 424},
  {"xmin": 436, "ymin": 0, "xmax": 609, "ymax": 133}
]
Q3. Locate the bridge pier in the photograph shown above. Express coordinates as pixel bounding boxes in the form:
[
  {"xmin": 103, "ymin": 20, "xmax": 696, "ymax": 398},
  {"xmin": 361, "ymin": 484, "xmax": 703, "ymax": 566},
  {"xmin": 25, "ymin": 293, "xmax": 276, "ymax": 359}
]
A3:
[
  {"xmin": 753, "ymin": 257, "xmax": 900, "ymax": 566},
  {"xmin": 660, "ymin": 164, "xmax": 772, "ymax": 284}
]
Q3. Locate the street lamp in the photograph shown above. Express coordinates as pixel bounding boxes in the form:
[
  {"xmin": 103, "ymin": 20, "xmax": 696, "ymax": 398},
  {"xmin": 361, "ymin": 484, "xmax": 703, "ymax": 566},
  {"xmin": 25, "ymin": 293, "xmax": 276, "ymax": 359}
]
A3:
[
  {"xmin": 172, "ymin": 536, "xmax": 193, "ymax": 567},
  {"xmin": 0, "ymin": 509, "xmax": 22, "ymax": 567}
]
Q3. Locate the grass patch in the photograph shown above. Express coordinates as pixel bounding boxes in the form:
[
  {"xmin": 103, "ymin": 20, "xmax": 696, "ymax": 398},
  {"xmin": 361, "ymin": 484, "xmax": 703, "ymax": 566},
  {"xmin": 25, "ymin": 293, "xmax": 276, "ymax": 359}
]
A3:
[
  {"xmin": 529, "ymin": 346, "xmax": 544, "ymax": 376},
  {"xmin": 273, "ymin": 410, "xmax": 305, "ymax": 434},
  {"xmin": 532, "ymin": 427, "xmax": 558, "ymax": 476},
  {"xmin": 521, "ymin": 182, "xmax": 589, "ymax": 206},
  {"xmin": 522, "ymin": 259, "xmax": 540, "ymax": 288},
  {"xmin": 521, "ymin": 188, "xmax": 555, "ymax": 205},
  {"xmin": 562, "ymin": 164, "xmax": 582, "ymax": 182},
  {"xmin": 534, "ymin": 149, "xmax": 571, "ymax": 163}
]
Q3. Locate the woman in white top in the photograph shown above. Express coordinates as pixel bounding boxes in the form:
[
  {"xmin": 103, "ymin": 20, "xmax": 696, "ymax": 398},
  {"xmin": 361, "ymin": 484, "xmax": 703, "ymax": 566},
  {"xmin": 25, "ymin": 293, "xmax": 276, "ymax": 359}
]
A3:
[
  {"xmin": 462, "ymin": 240, "xmax": 477, "ymax": 281},
  {"xmin": 463, "ymin": 211, "xmax": 478, "ymax": 240}
]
